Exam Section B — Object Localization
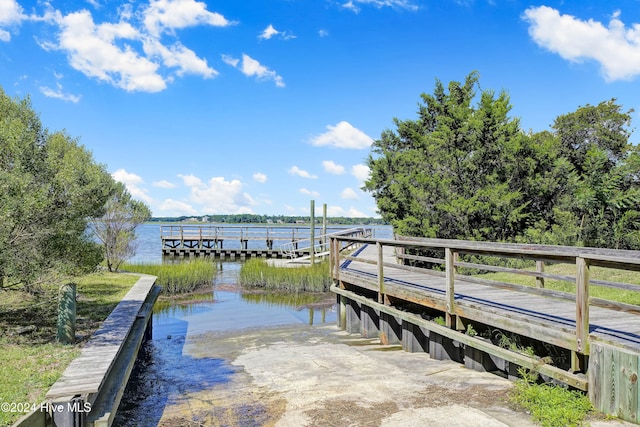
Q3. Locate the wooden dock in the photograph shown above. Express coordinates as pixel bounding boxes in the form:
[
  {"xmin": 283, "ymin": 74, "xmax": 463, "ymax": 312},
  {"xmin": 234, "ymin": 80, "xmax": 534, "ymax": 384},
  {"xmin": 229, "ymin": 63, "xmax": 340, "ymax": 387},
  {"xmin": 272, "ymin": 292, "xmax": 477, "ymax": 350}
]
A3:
[
  {"xmin": 161, "ymin": 225, "xmax": 372, "ymax": 259},
  {"xmin": 329, "ymin": 235, "xmax": 640, "ymax": 424}
]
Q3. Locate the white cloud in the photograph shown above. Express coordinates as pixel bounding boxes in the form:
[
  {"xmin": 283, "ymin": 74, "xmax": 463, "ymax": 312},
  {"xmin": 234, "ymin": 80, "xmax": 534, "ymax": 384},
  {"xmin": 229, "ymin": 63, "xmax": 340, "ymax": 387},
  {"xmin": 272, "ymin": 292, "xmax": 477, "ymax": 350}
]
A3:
[
  {"xmin": 341, "ymin": 187, "xmax": 359, "ymax": 200},
  {"xmin": 159, "ymin": 198, "xmax": 197, "ymax": 216},
  {"xmin": 143, "ymin": 0, "xmax": 233, "ymax": 37},
  {"xmin": 142, "ymin": 38, "xmax": 217, "ymax": 78},
  {"xmin": 0, "ymin": 0, "xmax": 25, "ymax": 41},
  {"xmin": 253, "ymin": 172, "xmax": 267, "ymax": 183},
  {"xmin": 318, "ymin": 29, "xmax": 329, "ymax": 37},
  {"xmin": 523, "ymin": 7, "xmax": 640, "ymax": 81},
  {"xmin": 352, "ymin": 164, "xmax": 370, "ymax": 182},
  {"xmin": 53, "ymin": 10, "xmax": 167, "ymax": 92},
  {"xmin": 342, "ymin": 0, "xmax": 419, "ymax": 14},
  {"xmin": 310, "ymin": 121, "xmax": 373, "ymax": 149},
  {"xmin": 258, "ymin": 24, "xmax": 295, "ymax": 41},
  {"xmin": 153, "ymin": 179, "xmax": 176, "ymax": 188},
  {"xmin": 327, "ymin": 205, "xmax": 367, "ymax": 217},
  {"xmin": 112, "ymin": 168, "xmax": 153, "ymax": 203},
  {"xmin": 187, "ymin": 176, "xmax": 256, "ymax": 214},
  {"xmin": 39, "ymin": 83, "xmax": 81, "ymax": 103},
  {"xmin": 322, "ymin": 160, "xmax": 345, "ymax": 175},
  {"xmin": 289, "ymin": 166, "xmax": 318, "ymax": 179},
  {"xmin": 300, "ymin": 188, "xmax": 320, "ymax": 197},
  {"xmin": 178, "ymin": 173, "xmax": 204, "ymax": 187},
  {"xmin": 223, "ymin": 53, "xmax": 285, "ymax": 87},
  {"xmin": 259, "ymin": 24, "xmax": 279, "ymax": 40}
]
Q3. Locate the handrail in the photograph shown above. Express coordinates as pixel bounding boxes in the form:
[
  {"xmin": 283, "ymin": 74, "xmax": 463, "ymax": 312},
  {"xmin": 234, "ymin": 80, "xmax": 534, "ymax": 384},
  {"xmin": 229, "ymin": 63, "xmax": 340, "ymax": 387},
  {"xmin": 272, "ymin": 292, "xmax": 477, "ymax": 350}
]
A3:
[
  {"xmin": 329, "ymin": 234, "xmax": 640, "ymax": 357},
  {"xmin": 280, "ymin": 227, "xmax": 372, "ymax": 260}
]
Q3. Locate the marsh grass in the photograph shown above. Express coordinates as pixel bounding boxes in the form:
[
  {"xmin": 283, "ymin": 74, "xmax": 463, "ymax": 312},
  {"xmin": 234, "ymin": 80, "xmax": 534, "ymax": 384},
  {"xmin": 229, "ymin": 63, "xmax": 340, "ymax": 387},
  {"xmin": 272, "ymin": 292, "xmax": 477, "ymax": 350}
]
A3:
[
  {"xmin": 122, "ymin": 258, "xmax": 216, "ymax": 294},
  {"xmin": 0, "ymin": 271, "xmax": 138, "ymax": 426},
  {"xmin": 239, "ymin": 259, "xmax": 332, "ymax": 292}
]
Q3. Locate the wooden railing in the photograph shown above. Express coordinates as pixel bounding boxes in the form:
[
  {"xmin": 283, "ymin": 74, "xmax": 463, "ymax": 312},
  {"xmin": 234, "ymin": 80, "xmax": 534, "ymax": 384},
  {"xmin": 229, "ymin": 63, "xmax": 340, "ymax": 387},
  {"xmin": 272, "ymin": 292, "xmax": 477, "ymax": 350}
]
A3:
[{"xmin": 329, "ymin": 235, "xmax": 640, "ymax": 356}]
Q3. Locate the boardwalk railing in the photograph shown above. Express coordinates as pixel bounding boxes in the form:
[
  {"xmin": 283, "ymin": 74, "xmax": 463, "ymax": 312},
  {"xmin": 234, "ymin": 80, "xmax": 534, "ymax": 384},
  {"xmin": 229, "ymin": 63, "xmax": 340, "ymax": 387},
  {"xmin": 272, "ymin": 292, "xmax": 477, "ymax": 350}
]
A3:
[
  {"xmin": 329, "ymin": 234, "xmax": 640, "ymax": 421},
  {"xmin": 280, "ymin": 227, "xmax": 372, "ymax": 259},
  {"xmin": 331, "ymin": 235, "xmax": 640, "ymax": 354}
]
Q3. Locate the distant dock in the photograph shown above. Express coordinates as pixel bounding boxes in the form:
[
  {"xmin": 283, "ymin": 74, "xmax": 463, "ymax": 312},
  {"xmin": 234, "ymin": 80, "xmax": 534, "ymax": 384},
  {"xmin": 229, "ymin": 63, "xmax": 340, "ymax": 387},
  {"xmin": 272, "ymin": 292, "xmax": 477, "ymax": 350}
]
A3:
[{"xmin": 160, "ymin": 225, "xmax": 372, "ymax": 259}]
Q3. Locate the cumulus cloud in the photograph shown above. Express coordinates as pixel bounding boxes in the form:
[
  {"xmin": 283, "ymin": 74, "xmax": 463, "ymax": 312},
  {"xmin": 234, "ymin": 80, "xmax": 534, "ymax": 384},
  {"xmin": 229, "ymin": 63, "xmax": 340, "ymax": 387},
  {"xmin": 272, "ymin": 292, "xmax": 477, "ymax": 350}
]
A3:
[
  {"xmin": 159, "ymin": 198, "xmax": 197, "ymax": 215},
  {"xmin": 258, "ymin": 24, "xmax": 295, "ymax": 40},
  {"xmin": 177, "ymin": 173, "xmax": 204, "ymax": 187},
  {"xmin": 222, "ymin": 53, "xmax": 285, "ymax": 87},
  {"xmin": 0, "ymin": 0, "xmax": 25, "ymax": 41},
  {"xmin": 37, "ymin": 0, "xmax": 232, "ymax": 92},
  {"xmin": 341, "ymin": 187, "xmax": 359, "ymax": 200},
  {"xmin": 289, "ymin": 166, "xmax": 317, "ymax": 179},
  {"xmin": 253, "ymin": 172, "xmax": 267, "ymax": 183},
  {"xmin": 300, "ymin": 188, "xmax": 320, "ymax": 197},
  {"xmin": 322, "ymin": 160, "xmax": 345, "ymax": 175},
  {"xmin": 342, "ymin": 0, "xmax": 419, "ymax": 14},
  {"xmin": 39, "ymin": 83, "xmax": 81, "ymax": 103},
  {"xmin": 523, "ymin": 7, "xmax": 640, "ymax": 81},
  {"xmin": 143, "ymin": 0, "xmax": 233, "ymax": 37},
  {"xmin": 351, "ymin": 164, "xmax": 370, "ymax": 182},
  {"xmin": 326, "ymin": 205, "xmax": 367, "ymax": 217},
  {"xmin": 187, "ymin": 176, "xmax": 256, "ymax": 214},
  {"xmin": 153, "ymin": 179, "xmax": 176, "ymax": 188},
  {"xmin": 310, "ymin": 121, "xmax": 373, "ymax": 149},
  {"xmin": 112, "ymin": 168, "xmax": 153, "ymax": 203},
  {"xmin": 318, "ymin": 29, "xmax": 329, "ymax": 37}
]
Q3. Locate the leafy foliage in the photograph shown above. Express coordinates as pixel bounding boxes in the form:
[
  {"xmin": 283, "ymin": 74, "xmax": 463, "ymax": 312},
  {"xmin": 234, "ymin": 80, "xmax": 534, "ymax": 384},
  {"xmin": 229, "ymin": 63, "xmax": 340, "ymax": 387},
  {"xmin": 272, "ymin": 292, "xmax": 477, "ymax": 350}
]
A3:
[
  {"xmin": 0, "ymin": 88, "xmax": 113, "ymax": 290},
  {"xmin": 364, "ymin": 73, "xmax": 640, "ymax": 249}
]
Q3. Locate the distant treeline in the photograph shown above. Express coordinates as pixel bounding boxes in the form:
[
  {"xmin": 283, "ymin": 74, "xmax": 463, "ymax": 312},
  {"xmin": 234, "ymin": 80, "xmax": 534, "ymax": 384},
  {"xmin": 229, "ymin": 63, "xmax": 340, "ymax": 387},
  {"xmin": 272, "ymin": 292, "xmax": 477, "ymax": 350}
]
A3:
[{"xmin": 149, "ymin": 214, "xmax": 387, "ymax": 225}]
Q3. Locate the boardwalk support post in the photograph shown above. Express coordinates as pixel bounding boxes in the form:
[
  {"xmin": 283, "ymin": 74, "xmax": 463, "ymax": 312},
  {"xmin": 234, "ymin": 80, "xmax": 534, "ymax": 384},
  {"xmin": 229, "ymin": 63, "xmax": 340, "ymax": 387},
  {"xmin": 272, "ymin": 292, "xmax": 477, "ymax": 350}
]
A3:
[
  {"xmin": 377, "ymin": 241, "xmax": 385, "ymax": 304},
  {"xmin": 575, "ymin": 256, "xmax": 590, "ymax": 371},
  {"xmin": 445, "ymin": 248, "xmax": 456, "ymax": 328}
]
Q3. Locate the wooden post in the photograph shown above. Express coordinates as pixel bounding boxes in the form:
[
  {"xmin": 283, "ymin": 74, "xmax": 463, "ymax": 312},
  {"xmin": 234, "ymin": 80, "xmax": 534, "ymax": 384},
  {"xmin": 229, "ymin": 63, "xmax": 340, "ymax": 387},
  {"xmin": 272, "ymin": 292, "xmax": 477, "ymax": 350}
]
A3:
[
  {"xmin": 310, "ymin": 200, "xmax": 315, "ymax": 265},
  {"xmin": 377, "ymin": 241, "xmax": 384, "ymax": 304},
  {"xmin": 445, "ymin": 248, "xmax": 455, "ymax": 328},
  {"xmin": 322, "ymin": 203, "xmax": 327, "ymax": 252},
  {"xmin": 576, "ymin": 256, "xmax": 590, "ymax": 354},
  {"xmin": 57, "ymin": 283, "xmax": 76, "ymax": 344},
  {"xmin": 536, "ymin": 260, "xmax": 545, "ymax": 288}
]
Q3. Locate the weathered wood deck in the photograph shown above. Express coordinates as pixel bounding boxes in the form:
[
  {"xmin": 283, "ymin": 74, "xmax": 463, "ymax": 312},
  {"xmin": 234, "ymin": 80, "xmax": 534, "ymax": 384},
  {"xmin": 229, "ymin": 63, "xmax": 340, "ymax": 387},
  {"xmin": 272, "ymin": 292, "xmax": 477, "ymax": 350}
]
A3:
[{"xmin": 329, "ymin": 236, "xmax": 640, "ymax": 423}]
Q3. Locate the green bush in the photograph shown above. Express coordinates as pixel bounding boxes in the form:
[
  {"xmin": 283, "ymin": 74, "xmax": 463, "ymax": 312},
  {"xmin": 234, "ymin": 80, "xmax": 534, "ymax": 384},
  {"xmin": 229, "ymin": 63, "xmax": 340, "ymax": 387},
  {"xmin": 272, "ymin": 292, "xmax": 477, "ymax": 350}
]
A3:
[{"xmin": 510, "ymin": 369, "xmax": 593, "ymax": 427}]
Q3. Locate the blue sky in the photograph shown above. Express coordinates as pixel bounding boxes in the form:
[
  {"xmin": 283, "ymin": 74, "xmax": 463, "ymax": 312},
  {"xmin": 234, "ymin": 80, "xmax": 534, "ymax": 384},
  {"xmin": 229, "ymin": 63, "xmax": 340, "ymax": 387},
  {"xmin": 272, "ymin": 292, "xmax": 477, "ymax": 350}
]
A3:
[{"xmin": 2, "ymin": 1, "xmax": 640, "ymax": 218}]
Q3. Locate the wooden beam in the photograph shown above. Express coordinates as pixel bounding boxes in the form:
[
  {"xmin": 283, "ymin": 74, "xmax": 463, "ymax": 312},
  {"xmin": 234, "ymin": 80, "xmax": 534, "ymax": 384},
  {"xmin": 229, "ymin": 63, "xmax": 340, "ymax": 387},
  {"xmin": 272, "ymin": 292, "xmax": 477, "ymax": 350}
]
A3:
[{"xmin": 576, "ymin": 256, "xmax": 590, "ymax": 354}]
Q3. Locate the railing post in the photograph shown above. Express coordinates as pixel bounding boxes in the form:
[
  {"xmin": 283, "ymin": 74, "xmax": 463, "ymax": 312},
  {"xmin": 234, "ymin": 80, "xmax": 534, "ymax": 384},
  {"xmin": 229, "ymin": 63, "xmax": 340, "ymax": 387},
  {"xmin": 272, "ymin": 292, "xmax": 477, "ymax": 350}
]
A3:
[
  {"xmin": 536, "ymin": 260, "xmax": 545, "ymax": 288},
  {"xmin": 377, "ymin": 241, "xmax": 384, "ymax": 304},
  {"xmin": 445, "ymin": 247, "xmax": 456, "ymax": 328},
  {"xmin": 575, "ymin": 256, "xmax": 590, "ymax": 355}
]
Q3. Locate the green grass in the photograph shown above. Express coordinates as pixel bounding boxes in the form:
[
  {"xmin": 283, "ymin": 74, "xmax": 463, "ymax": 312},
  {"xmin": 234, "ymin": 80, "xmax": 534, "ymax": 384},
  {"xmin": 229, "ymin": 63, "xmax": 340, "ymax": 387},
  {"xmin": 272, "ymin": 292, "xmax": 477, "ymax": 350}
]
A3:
[
  {"xmin": 510, "ymin": 369, "xmax": 593, "ymax": 427},
  {"xmin": 0, "ymin": 271, "xmax": 138, "ymax": 426},
  {"xmin": 121, "ymin": 258, "xmax": 217, "ymax": 294},
  {"xmin": 239, "ymin": 259, "xmax": 332, "ymax": 292},
  {"xmin": 472, "ymin": 263, "xmax": 640, "ymax": 306}
]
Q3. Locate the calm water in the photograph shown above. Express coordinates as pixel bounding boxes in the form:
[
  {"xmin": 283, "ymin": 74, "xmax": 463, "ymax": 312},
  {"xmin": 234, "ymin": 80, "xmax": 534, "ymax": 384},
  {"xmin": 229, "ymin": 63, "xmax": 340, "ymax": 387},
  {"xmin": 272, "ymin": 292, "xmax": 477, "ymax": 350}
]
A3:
[{"xmin": 113, "ymin": 223, "xmax": 375, "ymax": 425}]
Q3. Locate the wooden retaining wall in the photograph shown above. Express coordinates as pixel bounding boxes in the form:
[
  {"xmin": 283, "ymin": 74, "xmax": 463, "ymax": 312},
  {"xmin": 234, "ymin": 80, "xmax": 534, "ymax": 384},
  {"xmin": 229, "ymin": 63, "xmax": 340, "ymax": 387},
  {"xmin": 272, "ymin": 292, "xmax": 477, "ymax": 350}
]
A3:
[
  {"xmin": 14, "ymin": 275, "xmax": 160, "ymax": 427},
  {"xmin": 330, "ymin": 235, "xmax": 640, "ymax": 424}
]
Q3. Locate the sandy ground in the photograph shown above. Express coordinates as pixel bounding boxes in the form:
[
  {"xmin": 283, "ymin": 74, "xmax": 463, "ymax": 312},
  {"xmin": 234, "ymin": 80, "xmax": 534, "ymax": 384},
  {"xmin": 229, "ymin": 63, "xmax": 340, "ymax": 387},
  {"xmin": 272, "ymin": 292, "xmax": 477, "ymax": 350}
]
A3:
[{"xmin": 154, "ymin": 323, "xmax": 634, "ymax": 427}]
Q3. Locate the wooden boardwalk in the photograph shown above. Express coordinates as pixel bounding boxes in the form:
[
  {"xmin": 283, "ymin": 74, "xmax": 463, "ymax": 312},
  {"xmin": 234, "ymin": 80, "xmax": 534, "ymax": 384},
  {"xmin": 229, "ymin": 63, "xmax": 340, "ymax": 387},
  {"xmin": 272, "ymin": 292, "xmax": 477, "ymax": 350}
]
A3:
[{"xmin": 329, "ymin": 236, "xmax": 640, "ymax": 422}]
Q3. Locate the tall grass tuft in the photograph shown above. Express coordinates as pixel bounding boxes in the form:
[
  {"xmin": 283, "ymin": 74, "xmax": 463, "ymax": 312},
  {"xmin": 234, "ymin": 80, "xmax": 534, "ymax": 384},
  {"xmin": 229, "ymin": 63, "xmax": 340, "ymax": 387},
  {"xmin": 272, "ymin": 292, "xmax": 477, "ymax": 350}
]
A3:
[
  {"xmin": 239, "ymin": 259, "xmax": 332, "ymax": 292},
  {"xmin": 122, "ymin": 258, "xmax": 216, "ymax": 294}
]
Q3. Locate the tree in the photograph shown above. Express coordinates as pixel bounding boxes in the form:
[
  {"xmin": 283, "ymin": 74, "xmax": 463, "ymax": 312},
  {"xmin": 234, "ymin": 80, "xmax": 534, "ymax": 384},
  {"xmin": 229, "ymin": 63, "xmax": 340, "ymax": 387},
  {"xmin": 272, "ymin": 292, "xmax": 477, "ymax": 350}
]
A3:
[
  {"xmin": 364, "ymin": 72, "xmax": 536, "ymax": 241},
  {"xmin": 0, "ymin": 88, "xmax": 113, "ymax": 290},
  {"xmin": 89, "ymin": 183, "xmax": 152, "ymax": 272}
]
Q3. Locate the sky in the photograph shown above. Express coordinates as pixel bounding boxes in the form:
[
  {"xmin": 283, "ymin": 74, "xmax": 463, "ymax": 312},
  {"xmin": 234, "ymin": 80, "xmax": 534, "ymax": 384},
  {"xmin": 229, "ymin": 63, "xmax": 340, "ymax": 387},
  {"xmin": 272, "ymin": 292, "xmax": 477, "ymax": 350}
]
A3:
[{"xmin": 2, "ymin": 0, "xmax": 640, "ymax": 218}]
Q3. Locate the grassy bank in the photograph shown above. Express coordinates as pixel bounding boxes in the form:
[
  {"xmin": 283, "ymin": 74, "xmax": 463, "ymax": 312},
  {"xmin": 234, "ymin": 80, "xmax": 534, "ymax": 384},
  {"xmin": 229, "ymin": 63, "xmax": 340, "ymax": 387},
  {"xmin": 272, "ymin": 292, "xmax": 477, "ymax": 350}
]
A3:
[
  {"xmin": 121, "ymin": 258, "xmax": 216, "ymax": 294},
  {"xmin": 0, "ymin": 272, "xmax": 138, "ymax": 426},
  {"xmin": 239, "ymin": 259, "xmax": 332, "ymax": 292}
]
